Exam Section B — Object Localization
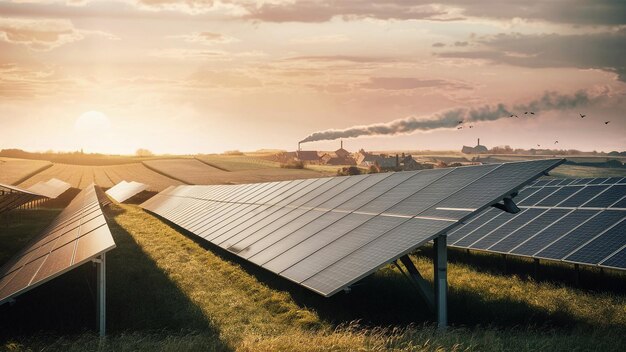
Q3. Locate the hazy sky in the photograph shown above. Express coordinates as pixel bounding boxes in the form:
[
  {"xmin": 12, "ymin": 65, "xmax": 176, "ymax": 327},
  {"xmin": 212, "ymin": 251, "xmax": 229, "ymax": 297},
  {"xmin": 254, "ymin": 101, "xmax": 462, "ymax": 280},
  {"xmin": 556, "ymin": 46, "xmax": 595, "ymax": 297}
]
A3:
[{"xmin": 1, "ymin": 0, "xmax": 625, "ymax": 154}]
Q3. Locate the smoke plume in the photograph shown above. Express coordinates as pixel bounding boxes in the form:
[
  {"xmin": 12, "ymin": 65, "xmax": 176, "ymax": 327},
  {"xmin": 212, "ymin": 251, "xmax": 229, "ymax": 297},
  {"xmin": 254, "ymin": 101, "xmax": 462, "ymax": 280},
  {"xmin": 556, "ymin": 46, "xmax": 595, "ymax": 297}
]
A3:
[{"xmin": 299, "ymin": 90, "xmax": 598, "ymax": 144}]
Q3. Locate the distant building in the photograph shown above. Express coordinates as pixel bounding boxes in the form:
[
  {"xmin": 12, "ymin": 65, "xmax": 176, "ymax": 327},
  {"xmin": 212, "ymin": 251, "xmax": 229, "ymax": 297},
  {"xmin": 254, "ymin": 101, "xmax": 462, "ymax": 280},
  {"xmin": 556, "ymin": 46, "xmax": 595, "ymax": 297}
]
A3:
[
  {"xmin": 335, "ymin": 140, "xmax": 351, "ymax": 159},
  {"xmin": 462, "ymin": 138, "xmax": 489, "ymax": 154},
  {"xmin": 374, "ymin": 155, "xmax": 399, "ymax": 170},
  {"xmin": 323, "ymin": 140, "xmax": 356, "ymax": 165},
  {"xmin": 400, "ymin": 155, "xmax": 433, "ymax": 171},
  {"xmin": 295, "ymin": 150, "xmax": 322, "ymax": 164}
]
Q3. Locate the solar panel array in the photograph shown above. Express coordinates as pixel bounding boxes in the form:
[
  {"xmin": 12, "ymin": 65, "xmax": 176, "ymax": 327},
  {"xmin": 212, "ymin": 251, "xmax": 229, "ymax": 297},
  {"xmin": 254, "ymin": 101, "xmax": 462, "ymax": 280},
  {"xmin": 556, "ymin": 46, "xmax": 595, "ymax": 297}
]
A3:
[
  {"xmin": 0, "ymin": 183, "xmax": 46, "ymax": 214},
  {"xmin": 27, "ymin": 178, "xmax": 72, "ymax": 199},
  {"xmin": 141, "ymin": 159, "xmax": 563, "ymax": 296},
  {"xmin": 106, "ymin": 181, "xmax": 148, "ymax": 203},
  {"xmin": 0, "ymin": 184, "xmax": 116, "ymax": 305},
  {"xmin": 448, "ymin": 177, "xmax": 626, "ymax": 271}
]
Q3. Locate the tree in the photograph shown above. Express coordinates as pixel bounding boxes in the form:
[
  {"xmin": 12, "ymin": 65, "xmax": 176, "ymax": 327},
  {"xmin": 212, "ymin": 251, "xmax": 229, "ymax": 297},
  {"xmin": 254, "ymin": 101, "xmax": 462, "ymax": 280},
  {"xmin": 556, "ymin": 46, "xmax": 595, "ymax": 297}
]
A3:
[{"xmin": 136, "ymin": 148, "xmax": 154, "ymax": 157}]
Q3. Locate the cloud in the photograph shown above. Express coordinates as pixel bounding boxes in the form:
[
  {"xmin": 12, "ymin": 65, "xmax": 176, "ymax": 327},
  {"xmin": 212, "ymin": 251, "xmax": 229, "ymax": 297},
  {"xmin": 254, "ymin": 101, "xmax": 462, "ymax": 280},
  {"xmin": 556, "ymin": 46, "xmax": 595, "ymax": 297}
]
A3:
[
  {"xmin": 0, "ymin": 63, "xmax": 78, "ymax": 99},
  {"xmin": 285, "ymin": 55, "xmax": 395, "ymax": 63},
  {"xmin": 187, "ymin": 69, "xmax": 262, "ymax": 88},
  {"xmin": 299, "ymin": 90, "xmax": 605, "ymax": 143},
  {"xmin": 438, "ymin": 29, "xmax": 626, "ymax": 82},
  {"xmin": 242, "ymin": 0, "xmax": 625, "ymax": 26},
  {"xmin": 432, "ymin": 42, "xmax": 446, "ymax": 47},
  {"xmin": 454, "ymin": 41, "xmax": 468, "ymax": 47},
  {"xmin": 360, "ymin": 77, "xmax": 472, "ymax": 91},
  {"xmin": 151, "ymin": 48, "xmax": 265, "ymax": 60},
  {"xmin": 131, "ymin": 0, "xmax": 247, "ymax": 16},
  {"xmin": 5, "ymin": 0, "xmax": 625, "ymax": 27},
  {"xmin": 290, "ymin": 34, "xmax": 349, "ymax": 44},
  {"xmin": 0, "ymin": 17, "xmax": 117, "ymax": 50},
  {"xmin": 168, "ymin": 31, "xmax": 238, "ymax": 44},
  {"xmin": 243, "ymin": 1, "xmax": 451, "ymax": 22},
  {"xmin": 0, "ymin": 17, "xmax": 84, "ymax": 50}
]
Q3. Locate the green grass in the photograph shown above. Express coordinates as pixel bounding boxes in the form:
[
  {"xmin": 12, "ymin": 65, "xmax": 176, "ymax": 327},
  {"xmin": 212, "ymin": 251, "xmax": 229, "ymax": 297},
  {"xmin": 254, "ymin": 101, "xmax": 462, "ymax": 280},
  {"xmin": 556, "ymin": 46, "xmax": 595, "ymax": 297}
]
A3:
[{"xmin": 1, "ymin": 204, "xmax": 625, "ymax": 351}]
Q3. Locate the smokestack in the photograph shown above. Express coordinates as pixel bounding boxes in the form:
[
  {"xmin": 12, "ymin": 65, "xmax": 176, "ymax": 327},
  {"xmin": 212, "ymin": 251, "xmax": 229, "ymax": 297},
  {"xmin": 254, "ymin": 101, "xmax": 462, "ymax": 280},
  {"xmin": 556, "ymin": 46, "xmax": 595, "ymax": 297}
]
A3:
[
  {"xmin": 477, "ymin": 138, "xmax": 480, "ymax": 146},
  {"xmin": 298, "ymin": 142, "xmax": 301, "ymax": 152},
  {"xmin": 341, "ymin": 140, "xmax": 343, "ymax": 149}
]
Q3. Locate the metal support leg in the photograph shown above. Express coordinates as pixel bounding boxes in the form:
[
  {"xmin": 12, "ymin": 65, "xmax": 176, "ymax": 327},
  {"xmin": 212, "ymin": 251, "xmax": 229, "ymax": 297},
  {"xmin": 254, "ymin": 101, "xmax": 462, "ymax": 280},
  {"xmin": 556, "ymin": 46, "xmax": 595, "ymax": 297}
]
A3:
[
  {"xmin": 434, "ymin": 235, "xmax": 447, "ymax": 329},
  {"xmin": 95, "ymin": 253, "xmax": 106, "ymax": 337},
  {"xmin": 398, "ymin": 256, "xmax": 435, "ymax": 312}
]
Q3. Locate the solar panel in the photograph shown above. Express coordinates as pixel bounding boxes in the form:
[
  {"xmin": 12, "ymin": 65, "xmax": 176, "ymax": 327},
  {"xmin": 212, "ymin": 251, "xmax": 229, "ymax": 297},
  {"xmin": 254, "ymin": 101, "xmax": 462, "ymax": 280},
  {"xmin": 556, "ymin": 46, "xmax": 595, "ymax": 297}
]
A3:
[
  {"xmin": 27, "ymin": 178, "xmax": 71, "ymax": 199},
  {"xmin": 105, "ymin": 180, "xmax": 148, "ymax": 203},
  {"xmin": 0, "ymin": 184, "xmax": 115, "ymax": 335},
  {"xmin": 141, "ymin": 159, "xmax": 563, "ymax": 297},
  {"xmin": 0, "ymin": 183, "xmax": 47, "ymax": 214},
  {"xmin": 450, "ymin": 176, "xmax": 626, "ymax": 271}
]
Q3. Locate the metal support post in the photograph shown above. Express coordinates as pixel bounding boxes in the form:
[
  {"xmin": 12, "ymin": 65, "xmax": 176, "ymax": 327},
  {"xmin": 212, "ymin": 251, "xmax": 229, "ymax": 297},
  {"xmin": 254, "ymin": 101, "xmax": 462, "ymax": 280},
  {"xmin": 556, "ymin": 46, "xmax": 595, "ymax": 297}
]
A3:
[
  {"xmin": 95, "ymin": 253, "xmax": 106, "ymax": 337},
  {"xmin": 434, "ymin": 235, "xmax": 447, "ymax": 329},
  {"xmin": 398, "ymin": 256, "xmax": 435, "ymax": 312}
]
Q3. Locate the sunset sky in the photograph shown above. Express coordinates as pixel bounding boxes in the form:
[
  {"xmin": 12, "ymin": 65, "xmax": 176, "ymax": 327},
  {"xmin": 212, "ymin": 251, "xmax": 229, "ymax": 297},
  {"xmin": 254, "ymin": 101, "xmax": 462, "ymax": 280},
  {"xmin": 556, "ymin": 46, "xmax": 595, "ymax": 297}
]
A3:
[{"xmin": 1, "ymin": 0, "xmax": 625, "ymax": 154}]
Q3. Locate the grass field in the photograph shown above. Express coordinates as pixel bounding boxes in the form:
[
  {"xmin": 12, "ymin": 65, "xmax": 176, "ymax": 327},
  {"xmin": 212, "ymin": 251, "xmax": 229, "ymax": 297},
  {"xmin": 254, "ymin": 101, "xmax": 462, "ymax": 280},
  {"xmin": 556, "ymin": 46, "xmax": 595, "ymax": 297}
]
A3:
[{"xmin": 1, "ymin": 204, "xmax": 624, "ymax": 351}]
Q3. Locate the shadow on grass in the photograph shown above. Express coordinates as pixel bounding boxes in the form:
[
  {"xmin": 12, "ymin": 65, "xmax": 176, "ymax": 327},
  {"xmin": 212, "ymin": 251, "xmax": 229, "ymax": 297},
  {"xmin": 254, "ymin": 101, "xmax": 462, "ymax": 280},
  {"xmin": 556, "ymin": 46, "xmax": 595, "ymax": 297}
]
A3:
[
  {"xmin": 438, "ymin": 247, "xmax": 626, "ymax": 294},
  {"xmin": 0, "ymin": 206, "xmax": 231, "ymax": 351},
  {"xmin": 150, "ymin": 213, "xmax": 625, "ymax": 332}
]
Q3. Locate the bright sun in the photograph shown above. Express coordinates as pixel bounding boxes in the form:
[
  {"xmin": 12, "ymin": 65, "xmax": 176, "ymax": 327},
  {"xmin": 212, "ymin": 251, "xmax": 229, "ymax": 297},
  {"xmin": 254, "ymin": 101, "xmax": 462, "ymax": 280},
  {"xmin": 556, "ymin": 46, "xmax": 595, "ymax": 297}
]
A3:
[{"xmin": 74, "ymin": 111, "xmax": 111, "ymax": 133}]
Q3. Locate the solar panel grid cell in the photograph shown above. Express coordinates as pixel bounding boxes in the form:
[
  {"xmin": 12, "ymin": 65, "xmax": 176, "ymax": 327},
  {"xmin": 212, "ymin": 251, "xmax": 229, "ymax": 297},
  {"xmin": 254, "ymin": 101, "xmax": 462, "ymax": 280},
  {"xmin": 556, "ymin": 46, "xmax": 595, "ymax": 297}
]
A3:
[
  {"xmin": 489, "ymin": 209, "xmax": 572, "ymax": 253},
  {"xmin": 472, "ymin": 208, "xmax": 546, "ymax": 250},
  {"xmin": 565, "ymin": 219, "xmax": 626, "ymax": 265},
  {"xmin": 559, "ymin": 185, "xmax": 610, "ymax": 207},
  {"xmin": 534, "ymin": 211, "xmax": 623, "ymax": 260}
]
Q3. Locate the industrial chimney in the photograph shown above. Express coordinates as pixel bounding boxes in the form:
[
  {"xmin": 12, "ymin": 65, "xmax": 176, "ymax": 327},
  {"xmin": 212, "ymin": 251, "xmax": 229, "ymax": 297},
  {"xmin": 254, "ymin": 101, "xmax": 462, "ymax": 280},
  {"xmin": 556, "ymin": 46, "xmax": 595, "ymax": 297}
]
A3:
[
  {"xmin": 477, "ymin": 138, "xmax": 480, "ymax": 146},
  {"xmin": 298, "ymin": 142, "xmax": 301, "ymax": 152},
  {"xmin": 340, "ymin": 140, "xmax": 343, "ymax": 149}
]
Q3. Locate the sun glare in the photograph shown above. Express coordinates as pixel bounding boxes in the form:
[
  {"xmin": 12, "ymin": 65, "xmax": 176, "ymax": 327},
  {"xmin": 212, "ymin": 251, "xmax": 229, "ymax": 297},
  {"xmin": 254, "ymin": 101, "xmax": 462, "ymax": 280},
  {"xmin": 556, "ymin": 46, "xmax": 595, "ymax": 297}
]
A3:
[{"xmin": 74, "ymin": 111, "xmax": 111, "ymax": 133}]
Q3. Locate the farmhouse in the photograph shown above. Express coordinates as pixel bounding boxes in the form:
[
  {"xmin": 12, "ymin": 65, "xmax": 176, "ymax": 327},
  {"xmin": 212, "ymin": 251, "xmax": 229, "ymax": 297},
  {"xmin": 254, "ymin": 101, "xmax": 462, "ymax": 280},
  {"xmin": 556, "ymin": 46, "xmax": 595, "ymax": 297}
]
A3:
[{"xmin": 462, "ymin": 138, "xmax": 489, "ymax": 154}]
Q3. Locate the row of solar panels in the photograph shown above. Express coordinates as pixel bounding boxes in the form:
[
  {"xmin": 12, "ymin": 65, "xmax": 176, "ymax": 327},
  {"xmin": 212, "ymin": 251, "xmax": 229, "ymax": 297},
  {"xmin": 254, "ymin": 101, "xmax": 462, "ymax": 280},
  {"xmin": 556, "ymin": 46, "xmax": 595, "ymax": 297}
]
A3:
[
  {"xmin": 141, "ymin": 159, "xmax": 564, "ymax": 296},
  {"xmin": 0, "ymin": 178, "xmax": 72, "ymax": 214},
  {"xmin": 449, "ymin": 177, "xmax": 626, "ymax": 270},
  {"xmin": 0, "ymin": 184, "xmax": 116, "ymax": 305},
  {"xmin": 0, "ymin": 179, "xmax": 149, "ymax": 216}
]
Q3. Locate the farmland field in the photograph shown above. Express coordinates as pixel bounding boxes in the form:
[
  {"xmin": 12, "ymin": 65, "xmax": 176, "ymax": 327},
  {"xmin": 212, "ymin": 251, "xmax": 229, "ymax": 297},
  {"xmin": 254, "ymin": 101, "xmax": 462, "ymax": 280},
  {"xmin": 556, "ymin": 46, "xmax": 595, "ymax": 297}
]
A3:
[
  {"xmin": 197, "ymin": 154, "xmax": 279, "ymax": 171},
  {"xmin": 144, "ymin": 158, "xmax": 326, "ymax": 184},
  {"xmin": 16, "ymin": 162, "xmax": 183, "ymax": 191},
  {"xmin": 0, "ymin": 157, "xmax": 52, "ymax": 185}
]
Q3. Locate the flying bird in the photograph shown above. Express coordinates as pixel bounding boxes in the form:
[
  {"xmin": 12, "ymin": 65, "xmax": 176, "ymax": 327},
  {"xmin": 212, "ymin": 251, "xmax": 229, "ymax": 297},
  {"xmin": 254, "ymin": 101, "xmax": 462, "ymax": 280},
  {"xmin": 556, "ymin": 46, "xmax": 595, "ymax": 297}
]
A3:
[
  {"xmin": 457, "ymin": 120, "xmax": 463, "ymax": 124},
  {"xmin": 469, "ymin": 125, "xmax": 474, "ymax": 128},
  {"xmin": 457, "ymin": 126, "xmax": 463, "ymax": 130},
  {"xmin": 554, "ymin": 141, "xmax": 559, "ymax": 144},
  {"xmin": 537, "ymin": 144, "xmax": 541, "ymax": 147},
  {"xmin": 524, "ymin": 112, "xmax": 529, "ymax": 115},
  {"xmin": 605, "ymin": 121, "xmax": 610, "ymax": 124},
  {"xmin": 580, "ymin": 114, "xmax": 586, "ymax": 118},
  {"xmin": 530, "ymin": 112, "xmax": 535, "ymax": 115}
]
